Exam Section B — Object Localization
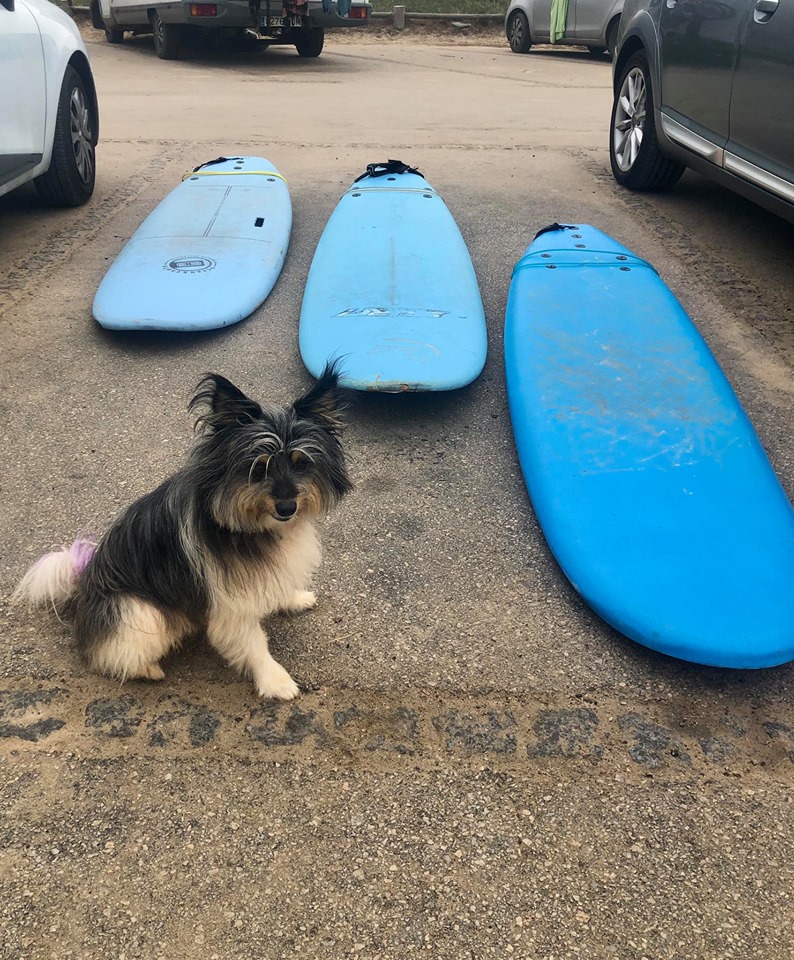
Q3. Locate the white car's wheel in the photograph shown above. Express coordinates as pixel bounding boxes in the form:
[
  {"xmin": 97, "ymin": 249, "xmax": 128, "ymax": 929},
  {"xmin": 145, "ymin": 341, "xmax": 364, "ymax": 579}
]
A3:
[{"xmin": 34, "ymin": 65, "xmax": 96, "ymax": 207}]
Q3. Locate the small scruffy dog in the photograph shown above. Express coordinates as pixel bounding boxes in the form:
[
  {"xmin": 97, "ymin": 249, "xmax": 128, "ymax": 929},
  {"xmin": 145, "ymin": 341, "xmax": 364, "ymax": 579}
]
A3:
[{"xmin": 14, "ymin": 364, "xmax": 352, "ymax": 700}]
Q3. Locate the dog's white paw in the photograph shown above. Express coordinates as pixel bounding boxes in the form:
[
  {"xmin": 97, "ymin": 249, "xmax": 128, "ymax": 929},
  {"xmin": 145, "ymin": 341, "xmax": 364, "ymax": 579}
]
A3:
[
  {"xmin": 286, "ymin": 590, "xmax": 317, "ymax": 614},
  {"xmin": 256, "ymin": 660, "xmax": 300, "ymax": 701},
  {"xmin": 137, "ymin": 662, "xmax": 165, "ymax": 681}
]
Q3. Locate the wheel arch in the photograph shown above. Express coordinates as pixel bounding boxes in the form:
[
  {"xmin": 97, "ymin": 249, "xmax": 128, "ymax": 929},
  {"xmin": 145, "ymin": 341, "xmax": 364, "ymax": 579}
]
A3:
[
  {"xmin": 605, "ymin": 13, "xmax": 621, "ymax": 49},
  {"xmin": 613, "ymin": 36, "xmax": 645, "ymax": 92},
  {"xmin": 506, "ymin": 3, "xmax": 531, "ymax": 33},
  {"xmin": 613, "ymin": 10, "xmax": 661, "ymax": 96},
  {"xmin": 67, "ymin": 52, "xmax": 100, "ymax": 145}
]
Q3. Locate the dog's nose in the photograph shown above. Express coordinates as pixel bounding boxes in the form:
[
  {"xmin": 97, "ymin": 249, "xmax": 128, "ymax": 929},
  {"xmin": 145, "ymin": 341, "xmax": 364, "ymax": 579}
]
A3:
[{"xmin": 275, "ymin": 499, "xmax": 297, "ymax": 519}]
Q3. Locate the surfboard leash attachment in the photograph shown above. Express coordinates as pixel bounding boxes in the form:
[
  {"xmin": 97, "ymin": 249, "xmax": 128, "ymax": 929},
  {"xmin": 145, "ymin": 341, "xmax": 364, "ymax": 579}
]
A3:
[
  {"xmin": 533, "ymin": 222, "xmax": 577, "ymax": 239},
  {"xmin": 354, "ymin": 160, "xmax": 423, "ymax": 182},
  {"xmin": 192, "ymin": 156, "xmax": 245, "ymax": 171}
]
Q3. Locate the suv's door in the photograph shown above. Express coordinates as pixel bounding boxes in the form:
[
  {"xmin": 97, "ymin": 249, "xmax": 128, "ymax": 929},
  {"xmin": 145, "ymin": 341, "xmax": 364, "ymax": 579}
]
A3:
[
  {"xmin": 724, "ymin": 0, "xmax": 794, "ymax": 201},
  {"xmin": 0, "ymin": 0, "xmax": 47, "ymax": 187},
  {"xmin": 658, "ymin": 0, "xmax": 750, "ymax": 147}
]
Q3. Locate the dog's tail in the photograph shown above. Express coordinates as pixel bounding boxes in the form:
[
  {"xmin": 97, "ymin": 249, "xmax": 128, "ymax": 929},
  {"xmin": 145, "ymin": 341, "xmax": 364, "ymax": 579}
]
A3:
[{"xmin": 12, "ymin": 538, "xmax": 97, "ymax": 611}]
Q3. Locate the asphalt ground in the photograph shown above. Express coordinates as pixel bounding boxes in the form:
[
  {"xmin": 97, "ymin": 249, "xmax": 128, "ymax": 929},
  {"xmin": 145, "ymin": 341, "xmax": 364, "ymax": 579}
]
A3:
[{"xmin": 1, "ymin": 25, "xmax": 793, "ymax": 960}]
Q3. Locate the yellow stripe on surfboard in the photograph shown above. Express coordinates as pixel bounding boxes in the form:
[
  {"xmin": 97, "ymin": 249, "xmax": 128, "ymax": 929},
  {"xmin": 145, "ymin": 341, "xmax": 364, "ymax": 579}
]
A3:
[{"xmin": 182, "ymin": 170, "xmax": 288, "ymax": 185}]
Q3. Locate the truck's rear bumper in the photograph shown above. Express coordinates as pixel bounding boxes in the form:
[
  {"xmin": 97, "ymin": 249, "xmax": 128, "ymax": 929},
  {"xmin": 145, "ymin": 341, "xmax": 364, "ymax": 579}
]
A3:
[
  {"xmin": 108, "ymin": 0, "xmax": 370, "ymax": 30},
  {"xmin": 109, "ymin": 1, "xmax": 256, "ymax": 29},
  {"xmin": 310, "ymin": 2, "xmax": 371, "ymax": 28}
]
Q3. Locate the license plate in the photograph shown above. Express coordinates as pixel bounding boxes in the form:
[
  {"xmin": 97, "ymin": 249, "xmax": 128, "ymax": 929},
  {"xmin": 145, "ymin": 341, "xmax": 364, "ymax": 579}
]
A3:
[{"xmin": 259, "ymin": 15, "xmax": 301, "ymax": 27}]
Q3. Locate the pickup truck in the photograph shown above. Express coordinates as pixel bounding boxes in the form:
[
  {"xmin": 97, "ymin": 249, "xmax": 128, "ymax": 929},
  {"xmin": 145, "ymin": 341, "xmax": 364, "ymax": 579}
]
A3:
[{"xmin": 90, "ymin": 0, "xmax": 371, "ymax": 59}]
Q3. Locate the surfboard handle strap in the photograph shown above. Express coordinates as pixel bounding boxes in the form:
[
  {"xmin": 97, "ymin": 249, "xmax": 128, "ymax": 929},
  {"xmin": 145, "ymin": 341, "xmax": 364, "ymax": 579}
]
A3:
[
  {"xmin": 533, "ymin": 222, "xmax": 577, "ymax": 239},
  {"xmin": 354, "ymin": 159, "xmax": 423, "ymax": 182},
  {"xmin": 192, "ymin": 156, "xmax": 245, "ymax": 171}
]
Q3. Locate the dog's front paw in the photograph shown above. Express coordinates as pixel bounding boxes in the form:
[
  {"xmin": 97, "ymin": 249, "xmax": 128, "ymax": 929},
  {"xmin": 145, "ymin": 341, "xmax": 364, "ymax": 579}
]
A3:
[
  {"xmin": 131, "ymin": 662, "xmax": 165, "ymax": 681},
  {"xmin": 286, "ymin": 590, "xmax": 317, "ymax": 614},
  {"xmin": 255, "ymin": 659, "xmax": 300, "ymax": 701},
  {"xmin": 143, "ymin": 663, "xmax": 166, "ymax": 681}
]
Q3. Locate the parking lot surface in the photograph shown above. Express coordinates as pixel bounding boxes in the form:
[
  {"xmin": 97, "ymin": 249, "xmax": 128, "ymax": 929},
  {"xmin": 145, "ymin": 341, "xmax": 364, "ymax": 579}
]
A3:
[{"xmin": 1, "ymin": 27, "xmax": 793, "ymax": 960}]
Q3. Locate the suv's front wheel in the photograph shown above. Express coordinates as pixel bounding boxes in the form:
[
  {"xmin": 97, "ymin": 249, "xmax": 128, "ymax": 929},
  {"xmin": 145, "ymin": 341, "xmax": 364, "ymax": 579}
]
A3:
[{"xmin": 609, "ymin": 51, "xmax": 684, "ymax": 191}]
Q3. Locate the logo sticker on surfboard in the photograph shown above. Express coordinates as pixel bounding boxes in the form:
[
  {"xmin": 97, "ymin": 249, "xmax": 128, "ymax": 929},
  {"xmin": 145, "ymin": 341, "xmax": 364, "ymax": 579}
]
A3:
[
  {"xmin": 335, "ymin": 308, "xmax": 449, "ymax": 319},
  {"xmin": 163, "ymin": 256, "xmax": 216, "ymax": 274}
]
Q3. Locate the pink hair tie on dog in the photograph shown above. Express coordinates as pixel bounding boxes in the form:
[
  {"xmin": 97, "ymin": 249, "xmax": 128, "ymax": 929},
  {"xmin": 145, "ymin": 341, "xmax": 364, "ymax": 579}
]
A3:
[{"xmin": 68, "ymin": 538, "xmax": 97, "ymax": 577}]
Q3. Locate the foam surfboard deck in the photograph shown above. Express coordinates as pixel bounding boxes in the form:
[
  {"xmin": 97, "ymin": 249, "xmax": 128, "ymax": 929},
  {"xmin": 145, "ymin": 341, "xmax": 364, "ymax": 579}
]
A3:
[
  {"xmin": 504, "ymin": 223, "xmax": 794, "ymax": 669},
  {"xmin": 299, "ymin": 162, "xmax": 487, "ymax": 392},
  {"xmin": 93, "ymin": 156, "xmax": 291, "ymax": 331}
]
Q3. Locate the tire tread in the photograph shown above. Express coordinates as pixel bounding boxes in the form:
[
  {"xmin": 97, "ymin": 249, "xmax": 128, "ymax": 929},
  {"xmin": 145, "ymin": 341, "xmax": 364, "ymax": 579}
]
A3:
[{"xmin": 34, "ymin": 65, "xmax": 96, "ymax": 208}]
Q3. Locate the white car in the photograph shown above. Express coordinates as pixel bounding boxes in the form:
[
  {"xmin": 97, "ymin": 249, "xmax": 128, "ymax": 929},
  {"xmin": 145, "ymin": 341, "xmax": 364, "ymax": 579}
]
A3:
[{"xmin": 0, "ymin": 0, "xmax": 99, "ymax": 206}]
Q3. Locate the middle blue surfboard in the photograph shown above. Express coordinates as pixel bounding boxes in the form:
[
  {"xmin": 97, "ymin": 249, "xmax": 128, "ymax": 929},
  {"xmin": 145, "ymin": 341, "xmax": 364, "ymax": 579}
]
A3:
[{"xmin": 299, "ymin": 161, "xmax": 487, "ymax": 392}]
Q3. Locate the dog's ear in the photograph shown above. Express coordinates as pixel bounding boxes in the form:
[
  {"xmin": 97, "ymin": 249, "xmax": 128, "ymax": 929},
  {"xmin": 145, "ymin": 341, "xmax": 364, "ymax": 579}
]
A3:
[
  {"xmin": 292, "ymin": 361, "xmax": 346, "ymax": 436},
  {"xmin": 190, "ymin": 374, "xmax": 263, "ymax": 431}
]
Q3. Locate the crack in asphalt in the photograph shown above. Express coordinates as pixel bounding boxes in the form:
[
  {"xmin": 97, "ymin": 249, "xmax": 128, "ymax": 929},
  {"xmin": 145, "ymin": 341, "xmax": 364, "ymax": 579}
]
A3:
[{"xmin": 2, "ymin": 681, "xmax": 792, "ymax": 785}]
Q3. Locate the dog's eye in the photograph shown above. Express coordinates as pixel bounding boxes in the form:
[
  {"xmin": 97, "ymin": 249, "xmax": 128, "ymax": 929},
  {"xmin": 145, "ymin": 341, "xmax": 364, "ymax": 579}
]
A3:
[
  {"xmin": 250, "ymin": 457, "xmax": 270, "ymax": 483},
  {"xmin": 290, "ymin": 450, "xmax": 310, "ymax": 467}
]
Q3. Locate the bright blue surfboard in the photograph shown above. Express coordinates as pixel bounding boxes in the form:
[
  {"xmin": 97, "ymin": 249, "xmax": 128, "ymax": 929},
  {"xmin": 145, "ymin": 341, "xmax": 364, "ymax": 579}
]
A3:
[
  {"xmin": 299, "ymin": 161, "xmax": 487, "ymax": 392},
  {"xmin": 93, "ymin": 156, "xmax": 291, "ymax": 331},
  {"xmin": 505, "ymin": 223, "xmax": 794, "ymax": 669}
]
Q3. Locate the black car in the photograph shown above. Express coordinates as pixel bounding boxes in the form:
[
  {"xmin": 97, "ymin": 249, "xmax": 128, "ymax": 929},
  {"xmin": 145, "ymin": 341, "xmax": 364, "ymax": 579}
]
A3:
[{"xmin": 609, "ymin": 0, "xmax": 794, "ymax": 223}]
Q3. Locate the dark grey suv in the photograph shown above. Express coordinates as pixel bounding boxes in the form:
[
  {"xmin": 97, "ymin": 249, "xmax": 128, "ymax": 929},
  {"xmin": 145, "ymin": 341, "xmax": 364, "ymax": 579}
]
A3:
[{"xmin": 609, "ymin": 0, "xmax": 794, "ymax": 223}]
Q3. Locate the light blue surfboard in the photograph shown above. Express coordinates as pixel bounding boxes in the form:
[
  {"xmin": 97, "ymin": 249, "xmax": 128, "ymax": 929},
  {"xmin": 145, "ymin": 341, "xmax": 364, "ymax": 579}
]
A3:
[
  {"xmin": 93, "ymin": 156, "xmax": 291, "ymax": 331},
  {"xmin": 299, "ymin": 162, "xmax": 487, "ymax": 392},
  {"xmin": 505, "ymin": 223, "xmax": 794, "ymax": 669}
]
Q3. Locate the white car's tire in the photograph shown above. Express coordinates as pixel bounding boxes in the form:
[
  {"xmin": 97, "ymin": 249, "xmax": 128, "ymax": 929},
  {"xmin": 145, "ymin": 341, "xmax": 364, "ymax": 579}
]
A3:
[{"xmin": 34, "ymin": 65, "xmax": 96, "ymax": 207}]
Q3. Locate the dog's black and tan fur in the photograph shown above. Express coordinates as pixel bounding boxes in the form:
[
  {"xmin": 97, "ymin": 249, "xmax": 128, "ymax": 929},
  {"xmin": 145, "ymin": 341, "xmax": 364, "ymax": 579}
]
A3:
[{"xmin": 14, "ymin": 363, "xmax": 352, "ymax": 700}]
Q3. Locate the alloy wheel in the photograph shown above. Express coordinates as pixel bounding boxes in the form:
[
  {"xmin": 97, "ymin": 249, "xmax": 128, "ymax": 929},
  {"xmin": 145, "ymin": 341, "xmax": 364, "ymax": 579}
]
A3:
[
  {"xmin": 510, "ymin": 16, "xmax": 525, "ymax": 49},
  {"xmin": 613, "ymin": 66, "xmax": 646, "ymax": 172},
  {"xmin": 69, "ymin": 86, "xmax": 94, "ymax": 185}
]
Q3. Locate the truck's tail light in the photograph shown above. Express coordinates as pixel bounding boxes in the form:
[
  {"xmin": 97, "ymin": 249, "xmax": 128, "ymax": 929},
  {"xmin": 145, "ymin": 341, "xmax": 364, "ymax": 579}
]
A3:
[
  {"xmin": 349, "ymin": 5, "xmax": 368, "ymax": 18},
  {"xmin": 190, "ymin": 4, "xmax": 217, "ymax": 15}
]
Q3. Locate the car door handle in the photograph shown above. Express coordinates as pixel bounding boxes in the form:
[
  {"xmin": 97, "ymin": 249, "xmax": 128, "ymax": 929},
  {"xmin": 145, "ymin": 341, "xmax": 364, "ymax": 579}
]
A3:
[{"xmin": 753, "ymin": 0, "xmax": 778, "ymax": 21}]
